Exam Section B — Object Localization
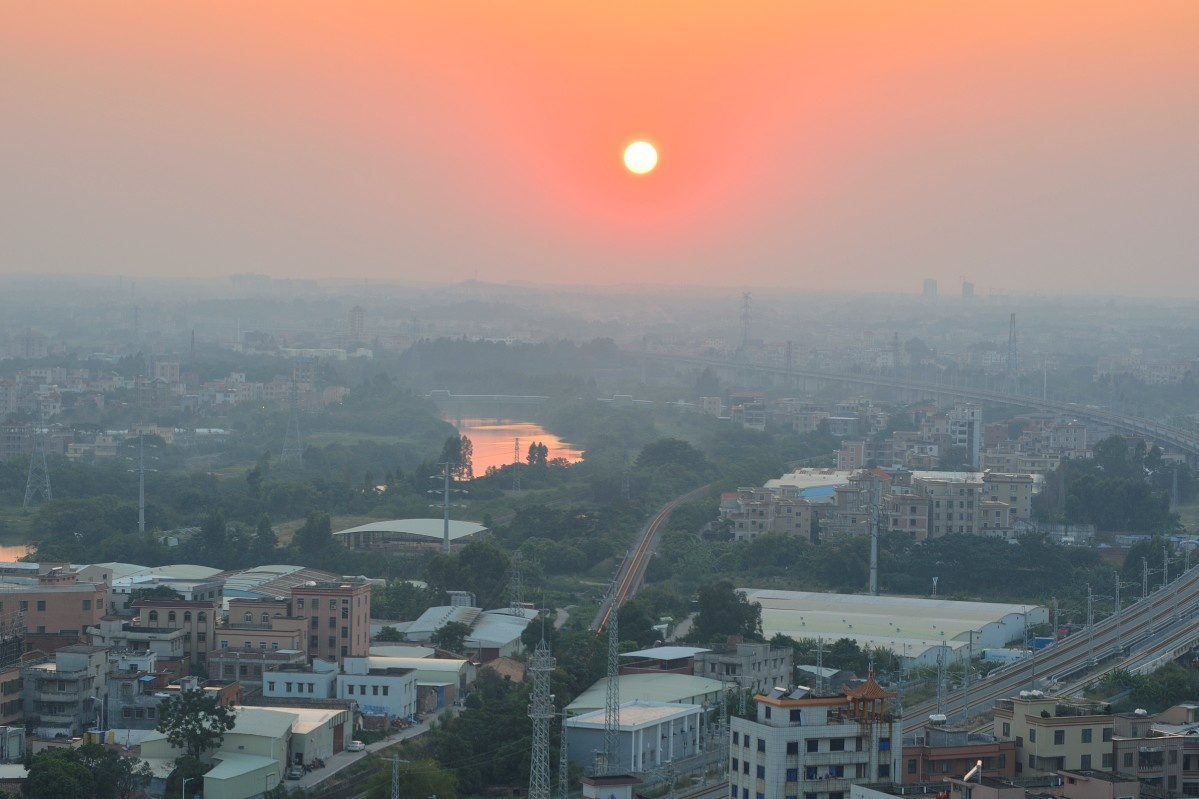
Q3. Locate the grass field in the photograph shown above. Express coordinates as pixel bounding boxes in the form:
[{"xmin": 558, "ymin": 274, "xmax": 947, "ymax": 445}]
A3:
[{"xmin": 1177, "ymin": 501, "xmax": 1199, "ymax": 533}]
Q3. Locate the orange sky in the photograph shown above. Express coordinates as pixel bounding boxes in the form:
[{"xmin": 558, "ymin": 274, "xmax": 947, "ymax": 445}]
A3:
[{"xmin": 3, "ymin": 2, "xmax": 1197, "ymax": 295}]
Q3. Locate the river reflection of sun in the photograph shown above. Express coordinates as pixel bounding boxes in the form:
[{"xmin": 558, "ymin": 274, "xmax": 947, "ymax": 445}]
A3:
[{"xmin": 452, "ymin": 419, "xmax": 582, "ymax": 474}]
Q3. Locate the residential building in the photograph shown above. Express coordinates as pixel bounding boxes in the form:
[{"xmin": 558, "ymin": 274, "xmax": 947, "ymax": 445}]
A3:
[
  {"xmin": 218, "ymin": 599, "xmax": 307, "ymax": 656},
  {"xmin": 0, "ymin": 568, "xmax": 106, "ymax": 653},
  {"xmin": 88, "ymin": 615, "xmax": 187, "ymax": 662},
  {"xmin": 337, "ymin": 657, "xmax": 418, "ymax": 722},
  {"xmin": 289, "ymin": 579, "xmax": 372, "ymax": 664},
  {"xmin": 0, "ymin": 665, "xmax": 20, "ymax": 729},
  {"xmin": 131, "ymin": 595, "xmax": 220, "ymax": 671},
  {"xmin": 262, "ymin": 660, "xmax": 339, "ymax": 703},
  {"xmin": 210, "ymin": 648, "xmax": 307, "ymax": 694},
  {"xmin": 992, "ymin": 693, "xmax": 1115, "ymax": 776},
  {"xmin": 693, "ymin": 642, "xmax": 794, "ymax": 696},
  {"xmin": 21, "ymin": 644, "xmax": 108, "ymax": 738},
  {"xmin": 105, "ymin": 651, "xmax": 174, "ymax": 730},
  {"xmin": 728, "ymin": 678, "xmax": 901, "ymax": 799},
  {"xmin": 901, "ymin": 725, "xmax": 1016, "ymax": 784}
]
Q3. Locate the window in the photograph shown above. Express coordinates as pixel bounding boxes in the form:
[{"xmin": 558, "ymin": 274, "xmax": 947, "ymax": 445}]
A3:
[
  {"xmin": 1102, "ymin": 754, "xmax": 1112, "ymax": 769},
  {"xmin": 1016, "ymin": 736, "xmax": 1023, "ymax": 748},
  {"xmin": 297, "ymin": 598, "xmax": 305, "ymax": 609},
  {"xmin": 244, "ymin": 641, "xmax": 252, "ymax": 648},
  {"xmin": 1029, "ymin": 730, "xmax": 1036, "ymax": 743},
  {"xmin": 879, "ymin": 737, "xmax": 891, "ymax": 751},
  {"xmin": 742, "ymin": 762, "xmax": 749, "ymax": 775},
  {"xmin": 341, "ymin": 627, "xmax": 348, "ymax": 638},
  {"xmin": 1081, "ymin": 728, "xmax": 1092, "ymax": 743},
  {"xmin": 197, "ymin": 632, "xmax": 206, "ymax": 642},
  {"xmin": 756, "ymin": 766, "xmax": 765, "ymax": 779},
  {"xmin": 329, "ymin": 636, "xmax": 337, "ymax": 649},
  {"xmin": 807, "ymin": 739, "xmax": 818, "ymax": 752},
  {"xmin": 82, "ymin": 599, "xmax": 91, "ymax": 610},
  {"xmin": 757, "ymin": 739, "xmax": 766, "ymax": 752},
  {"xmin": 1103, "ymin": 727, "xmax": 1113, "ymax": 742},
  {"xmin": 312, "ymin": 599, "xmax": 320, "ymax": 610},
  {"xmin": 342, "ymin": 607, "xmax": 349, "ymax": 619},
  {"xmin": 731, "ymin": 759, "xmax": 738, "ymax": 772},
  {"xmin": 184, "ymin": 611, "xmax": 192, "ymax": 622},
  {"xmin": 310, "ymin": 636, "xmax": 318, "ymax": 648},
  {"xmin": 272, "ymin": 642, "xmax": 279, "ymax": 650},
  {"xmin": 787, "ymin": 742, "xmax": 799, "ymax": 755},
  {"xmin": 198, "ymin": 612, "xmax": 207, "ymax": 622},
  {"xmin": 148, "ymin": 610, "xmax": 158, "ymax": 622},
  {"xmin": 878, "ymin": 765, "xmax": 890, "ymax": 779},
  {"xmin": 786, "ymin": 769, "xmax": 798, "ymax": 782},
  {"xmin": 1170, "ymin": 750, "xmax": 1179, "ymax": 765},
  {"xmin": 262, "ymin": 613, "xmax": 270, "ymax": 624},
  {"xmin": 790, "ymin": 709, "xmax": 801, "ymax": 722},
  {"xmin": 311, "ymin": 617, "xmax": 319, "ymax": 629},
  {"xmin": 998, "ymin": 754, "xmax": 1006, "ymax": 769},
  {"xmin": 268, "ymin": 682, "xmax": 276, "ymax": 691},
  {"xmin": 830, "ymin": 738, "xmax": 845, "ymax": 751},
  {"xmin": 220, "ymin": 640, "xmax": 229, "ymax": 649},
  {"xmin": 765, "ymin": 706, "xmax": 772, "ymax": 720},
  {"xmin": 1053, "ymin": 730, "xmax": 1064, "ymax": 745},
  {"xmin": 1081, "ymin": 755, "xmax": 1091, "ymax": 770},
  {"xmin": 19, "ymin": 601, "xmax": 27, "ymax": 612},
  {"xmin": 382, "ymin": 686, "xmax": 388, "ymax": 696},
  {"xmin": 373, "ymin": 685, "xmax": 379, "ymax": 696},
  {"xmin": 37, "ymin": 600, "xmax": 46, "ymax": 611},
  {"xmin": 244, "ymin": 612, "xmax": 253, "ymax": 623},
  {"xmin": 908, "ymin": 760, "xmax": 917, "ymax": 775},
  {"xmin": 347, "ymin": 685, "xmax": 355, "ymax": 695},
  {"xmin": 329, "ymin": 616, "xmax": 337, "ymax": 629},
  {"xmin": 732, "ymin": 733, "xmax": 739, "ymax": 745},
  {"xmin": 285, "ymin": 682, "xmax": 293, "ymax": 693},
  {"xmin": 260, "ymin": 642, "xmax": 267, "ymax": 649},
  {"xmin": 1124, "ymin": 753, "xmax": 1133, "ymax": 768}
]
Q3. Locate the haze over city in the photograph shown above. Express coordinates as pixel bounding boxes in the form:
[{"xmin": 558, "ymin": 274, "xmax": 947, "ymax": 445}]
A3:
[{"xmin": 4, "ymin": 1, "xmax": 1198, "ymax": 296}]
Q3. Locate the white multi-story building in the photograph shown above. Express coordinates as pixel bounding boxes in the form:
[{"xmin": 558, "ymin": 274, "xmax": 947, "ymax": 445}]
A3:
[{"xmin": 729, "ymin": 678, "xmax": 901, "ymax": 799}]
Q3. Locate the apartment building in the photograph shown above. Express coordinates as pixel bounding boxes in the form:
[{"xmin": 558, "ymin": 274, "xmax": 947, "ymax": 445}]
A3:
[
  {"xmin": 721, "ymin": 487, "xmax": 818, "ymax": 542},
  {"xmin": 289, "ymin": 579, "xmax": 372, "ymax": 664},
  {"xmin": 694, "ymin": 642, "xmax": 794, "ymax": 696},
  {"xmin": 0, "ymin": 567, "xmax": 106, "ymax": 652},
  {"xmin": 729, "ymin": 678, "xmax": 900, "ymax": 799},
  {"xmin": 0, "ymin": 665, "xmax": 20, "ymax": 728},
  {"xmin": 901, "ymin": 725, "xmax": 1016, "ymax": 784},
  {"xmin": 22, "ymin": 644, "xmax": 108, "ymax": 738},
  {"xmin": 992, "ymin": 693, "xmax": 1115, "ymax": 776},
  {"xmin": 219, "ymin": 599, "xmax": 307, "ymax": 653},
  {"xmin": 131, "ymin": 594, "xmax": 220, "ymax": 671}
]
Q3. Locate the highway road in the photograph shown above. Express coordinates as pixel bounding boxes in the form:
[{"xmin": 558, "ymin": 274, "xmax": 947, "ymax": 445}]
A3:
[
  {"xmin": 902, "ymin": 564, "xmax": 1199, "ymax": 730},
  {"xmin": 591, "ymin": 483, "xmax": 713, "ymax": 633}
]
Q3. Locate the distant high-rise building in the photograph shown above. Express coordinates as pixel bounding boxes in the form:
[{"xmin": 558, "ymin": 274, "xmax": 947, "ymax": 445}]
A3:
[
  {"xmin": 923, "ymin": 278, "xmax": 938, "ymax": 298},
  {"xmin": 349, "ymin": 305, "xmax": 365, "ymax": 342},
  {"xmin": 962, "ymin": 280, "xmax": 974, "ymax": 299}
]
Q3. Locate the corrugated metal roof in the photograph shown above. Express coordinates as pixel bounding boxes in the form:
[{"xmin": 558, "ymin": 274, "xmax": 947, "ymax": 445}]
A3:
[
  {"xmin": 621, "ymin": 646, "xmax": 710, "ymax": 660},
  {"xmin": 334, "ymin": 519, "xmax": 487, "ymax": 541},
  {"xmin": 566, "ymin": 673, "xmax": 724, "ymax": 715}
]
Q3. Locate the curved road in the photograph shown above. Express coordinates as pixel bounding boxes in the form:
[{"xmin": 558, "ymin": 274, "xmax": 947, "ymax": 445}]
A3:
[{"xmin": 591, "ymin": 484, "xmax": 714, "ymax": 633}]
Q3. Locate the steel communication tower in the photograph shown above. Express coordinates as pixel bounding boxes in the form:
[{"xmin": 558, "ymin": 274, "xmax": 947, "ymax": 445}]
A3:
[
  {"xmin": 391, "ymin": 756, "xmax": 401, "ymax": 799},
  {"xmin": 558, "ymin": 711, "xmax": 570, "ymax": 799},
  {"xmin": 280, "ymin": 376, "xmax": 304, "ymax": 466},
  {"xmin": 509, "ymin": 551, "xmax": 525, "ymax": 613},
  {"xmin": 740, "ymin": 292, "xmax": 751, "ymax": 349},
  {"xmin": 528, "ymin": 639, "xmax": 556, "ymax": 799},
  {"xmin": 23, "ymin": 421, "xmax": 52, "ymax": 510},
  {"xmin": 601, "ymin": 611, "xmax": 621, "ymax": 774},
  {"xmin": 1007, "ymin": 313, "xmax": 1018, "ymax": 391},
  {"xmin": 513, "ymin": 437, "xmax": 521, "ymax": 492}
]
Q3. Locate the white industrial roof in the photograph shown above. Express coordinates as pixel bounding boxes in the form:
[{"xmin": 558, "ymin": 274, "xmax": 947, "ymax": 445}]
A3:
[
  {"xmin": 227, "ymin": 707, "xmax": 298, "ymax": 739},
  {"xmin": 370, "ymin": 644, "xmax": 435, "ymax": 658},
  {"xmin": 334, "ymin": 519, "xmax": 487, "ymax": 541},
  {"xmin": 90, "ymin": 562, "xmax": 223, "ymax": 580},
  {"xmin": 467, "ymin": 607, "xmax": 538, "ymax": 649},
  {"xmin": 568, "ymin": 700, "xmax": 702, "ymax": 731},
  {"xmin": 621, "ymin": 646, "xmax": 710, "ymax": 660},
  {"xmin": 207, "ymin": 752, "xmax": 279, "ymax": 780},
  {"xmin": 567, "ymin": 673, "xmax": 724, "ymax": 715},
  {"xmin": 366, "ymin": 656, "xmax": 467, "ymax": 673},
  {"xmin": 765, "ymin": 469, "xmax": 854, "ymax": 491},
  {"xmin": 405, "ymin": 605, "xmax": 481, "ymax": 639},
  {"xmin": 742, "ymin": 588, "xmax": 1042, "ymax": 661}
]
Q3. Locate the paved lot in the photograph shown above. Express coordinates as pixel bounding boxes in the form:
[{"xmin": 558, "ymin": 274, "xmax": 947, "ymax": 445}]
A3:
[{"xmin": 290, "ymin": 716, "xmax": 438, "ymax": 790}]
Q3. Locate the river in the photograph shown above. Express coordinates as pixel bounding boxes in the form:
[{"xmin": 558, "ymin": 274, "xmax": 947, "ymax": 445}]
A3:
[
  {"xmin": 0, "ymin": 544, "xmax": 31, "ymax": 561},
  {"xmin": 452, "ymin": 419, "xmax": 583, "ymax": 475}
]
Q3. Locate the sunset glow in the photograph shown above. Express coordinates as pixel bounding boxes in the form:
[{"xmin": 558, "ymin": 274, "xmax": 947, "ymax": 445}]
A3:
[{"xmin": 2, "ymin": 2, "xmax": 1198, "ymax": 295}]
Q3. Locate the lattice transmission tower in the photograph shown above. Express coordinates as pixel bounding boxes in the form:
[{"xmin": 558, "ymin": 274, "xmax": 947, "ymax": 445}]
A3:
[
  {"xmin": 23, "ymin": 421, "xmax": 52, "ymax": 510},
  {"xmin": 528, "ymin": 639, "xmax": 556, "ymax": 799},
  {"xmin": 280, "ymin": 376, "xmax": 304, "ymax": 466},
  {"xmin": 557, "ymin": 710, "xmax": 570, "ymax": 799},
  {"xmin": 602, "ymin": 610, "xmax": 621, "ymax": 774}
]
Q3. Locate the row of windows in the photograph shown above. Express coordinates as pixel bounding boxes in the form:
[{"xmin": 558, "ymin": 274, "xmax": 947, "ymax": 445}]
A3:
[
  {"xmin": 220, "ymin": 640, "xmax": 280, "ymax": 650},
  {"xmin": 0, "ymin": 599, "xmax": 96, "ymax": 612},
  {"xmin": 120, "ymin": 706, "xmax": 157, "ymax": 719},
  {"xmin": 267, "ymin": 681, "xmax": 319, "ymax": 694},
  {"xmin": 146, "ymin": 610, "xmax": 207, "ymax": 623},
  {"xmin": 295, "ymin": 596, "xmax": 364, "ymax": 611},
  {"xmin": 345, "ymin": 684, "xmax": 390, "ymax": 696},
  {"xmin": 1021, "ymin": 726, "xmax": 1113, "ymax": 745}
]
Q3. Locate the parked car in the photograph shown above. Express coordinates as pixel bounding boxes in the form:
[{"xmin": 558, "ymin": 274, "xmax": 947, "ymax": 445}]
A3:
[
  {"xmin": 347, "ymin": 740, "xmax": 366, "ymax": 752},
  {"xmin": 286, "ymin": 766, "xmax": 304, "ymax": 780}
]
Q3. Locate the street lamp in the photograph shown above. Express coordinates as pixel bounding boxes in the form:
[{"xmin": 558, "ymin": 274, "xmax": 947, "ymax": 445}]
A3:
[{"xmin": 182, "ymin": 775, "xmax": 200, "ymax": 799}]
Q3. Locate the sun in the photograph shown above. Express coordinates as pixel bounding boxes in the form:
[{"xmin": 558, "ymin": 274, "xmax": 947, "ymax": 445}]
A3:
[{"xmin": 623, "ymin": 141, "xmax": 658, "ymax": 175}]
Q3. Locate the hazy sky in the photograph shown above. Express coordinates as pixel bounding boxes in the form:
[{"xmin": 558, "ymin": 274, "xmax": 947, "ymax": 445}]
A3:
[{"xmin": 4, "ymin": 2, "xmax": 1197, "ymax": 296}]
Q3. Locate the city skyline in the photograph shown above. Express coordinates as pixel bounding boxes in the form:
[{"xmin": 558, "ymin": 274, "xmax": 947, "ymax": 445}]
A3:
[{"xmin": 3, "ymin": 2, "xmax": 1198, "ymax": 297}]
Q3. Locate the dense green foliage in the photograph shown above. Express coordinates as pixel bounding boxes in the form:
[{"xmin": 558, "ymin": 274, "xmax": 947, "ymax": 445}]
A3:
[
  {"xmin": 1104, "ymin": 664, "xmax": 1199, "ymax": 713},
  {"xmin": 23, "ymin": 744, "xmax": 152, "ymax": 799},
  {"xmin": 156, "ymin": 689, "xmax": 237, "ymax": 762}
]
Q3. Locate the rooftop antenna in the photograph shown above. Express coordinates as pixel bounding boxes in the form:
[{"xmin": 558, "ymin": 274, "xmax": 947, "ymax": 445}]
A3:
[
  {"xmin": 740, "ymin": 292, "xmax": 751, "ymax": 350},
  {"xmin": 1007, "ymin": 313, "xmax": 1018, "ymax": 393},
  {"xmin": 23, "ymin": 415, "xmax": 52, "ymax": 511},
  {"xmin": 815, "ymin": 637, "xmax": 827, "ymax": 696},
  {"xmin": 528, "ymin": 639, "xmax": 555, "ymax": 799},
  {"xmin": 869, "ymin": 503, "xmax": 880, "ymax": 596}
]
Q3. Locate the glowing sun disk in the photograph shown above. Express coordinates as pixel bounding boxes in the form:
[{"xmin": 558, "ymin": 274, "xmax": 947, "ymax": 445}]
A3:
[{"xmin": 623, "ymin": 141, "xmax": 658, "ymax": 174}]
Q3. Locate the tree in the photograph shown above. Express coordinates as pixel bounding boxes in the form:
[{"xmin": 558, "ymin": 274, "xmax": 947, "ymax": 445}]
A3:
[
  {"xmin": 156, "ymin": 689, "xmax": 237, "ymax": 762},
  {"xmin": 526, "ymin": 442, "xmax": 549, "ymax": 468},
  {"xmin": 688, "ymin": 580, "xmax": 762, "ymax": 643},
  {"xmin": 375, "ymin": 626, "xmax": 405, "ymax": 642},
  {"xmin": 440, "ymin": 434, "xmax": 474, "ymax": 481},
  {"xmin": 252, "ymin": 514, "xmax": 278, "ymax": 558},
  {"xmin": 22, "ymin": 750, "xmax": 95, "ymax": 799},
  {"xmin": 200, "ymin": 510, "xmax": 226, "ymax": 552},
  {"xmin": 366, "ymin": 758, "xmax": 458, "ymax": 799},
  {"xmin": 131, "ymin": 584, "xmax": 184, "ymax": 603},
  {"xmin": 293, "ymin": 511, "xmax": 333, "ymax": 554},
  {"xmin": 22, "ymin": 745, "xmax": 152, "ymax": 799},
  {"xmin": 431, "ymin": 621, "xmax": 472, "ymax": 653}
]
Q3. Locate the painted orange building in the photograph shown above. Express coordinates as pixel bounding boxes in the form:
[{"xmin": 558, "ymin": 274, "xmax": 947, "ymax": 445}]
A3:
[{"xmin": 289, "ymin": 579, "xmax": 371, "ymax": 664}]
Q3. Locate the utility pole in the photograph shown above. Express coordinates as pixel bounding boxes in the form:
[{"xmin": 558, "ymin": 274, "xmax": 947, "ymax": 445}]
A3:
[
  {"xmin": 138, "ymin": 432, "xmax": 146, "ymax": 533},
  {"xmin": 513, "ymin": 438, "xmax": 521, "ymax": 492}
]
